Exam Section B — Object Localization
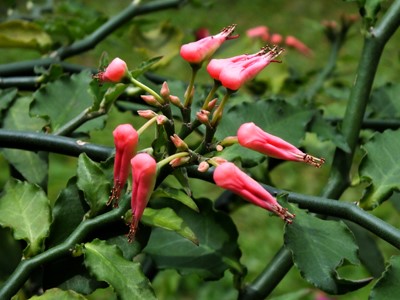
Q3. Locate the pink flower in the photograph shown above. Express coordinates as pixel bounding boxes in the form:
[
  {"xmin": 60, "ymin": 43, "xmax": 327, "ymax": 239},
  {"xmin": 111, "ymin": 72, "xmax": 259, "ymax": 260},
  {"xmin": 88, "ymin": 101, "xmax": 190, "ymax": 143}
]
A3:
[
  {"xmin": 237, "ymin": 122, "xmax": 325, "ymax": 167},
  {"xmin": 180, "ymin": 24, "xmax": 238, "ymax": 64},
  {"xmin": 108, "ymin": 124, "xmax": 138, "ymax": 207},
  {"xmin": 129, "ymin": 153, "xmax": 157, "ymax": 242},
  {"xmin": 213, "ymin": 162, "xmax": 294, "ymax": 222},
  {"xmin": 285, "ymin": 35, "xmax": 313, "ymax": 57},
  {"xmin": 207, "ymin": 46, "xmax": 283, "ymax": 90},
  {"xmin": 100, "ymin": 57, "xmax": 128, "ymax": 82},
  {"xmin": 270, "ymin": 33, "xmax": 283, "ymax": 44},
  {"xmin": 194, "ymin": 27, "xmax": 210, "ymax": 41},
  {"xmin": 246, "ymin": 26, "xmax": 269, "ymax": 41}
]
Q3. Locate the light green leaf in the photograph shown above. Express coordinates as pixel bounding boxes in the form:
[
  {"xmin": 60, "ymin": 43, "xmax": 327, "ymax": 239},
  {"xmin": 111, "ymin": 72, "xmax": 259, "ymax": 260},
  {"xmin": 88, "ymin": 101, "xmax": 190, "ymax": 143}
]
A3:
[
  {"xmin": 141, "ymin": 207, "xmax": 198, "ymax": 244},
  {"xmin": 76, "ymin": 153, "xmax": 111, "ymax": 217},
  {"xmin": 152, "ymin": 186, "xmax": 199, "ymax": 212},
  {"xmin": 359, "ymin": 130, "xmax": 400, "ymax": 209},
  {"xmin": 370, "ymin": 255, "xmax": 400, "ymax": 299},
  {"xmin": 0, "ymin": 179, "xmax": 51, "ymax": 257},
  {"xmin": 1, "ymin": 96, "xmax": 48, "ymax": 185},
  {"xmin": 0, "ymin": 20, "xmax": 52, "ymax": 51},
  {"xmin": 83, "ymin": 239, "xmax": 156, "ymax": 300},
  {"xmin": 29, "ymin": 288, "xmax": 87, "ymax": 299},
  {"xmin": 31, "ymin": 70, "xmax": 94, "ymax": 132},
  {"xmin": 284, "ymin": 200, "xmax": 367, "ymax": 294},
  {"xmin": 144, "ymin": 198, "xmax": 244, "ymax": 280}
]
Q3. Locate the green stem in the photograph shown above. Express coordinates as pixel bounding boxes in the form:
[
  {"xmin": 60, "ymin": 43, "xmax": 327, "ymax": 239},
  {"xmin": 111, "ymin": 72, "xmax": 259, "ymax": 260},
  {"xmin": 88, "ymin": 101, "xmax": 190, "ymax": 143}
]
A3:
[
  {"xmin": 157, "ymin": 151, "xmax": 190, "ymax": 169},
  {"xmin": 183, "ymin": 64, "xmax": 200, "ymax": 108},
  {"xmin": 201, "ymin": 81, "xmax": 220, "ymax": 110},
  {"xmin": 137, "ymin": 116, "xmax": 158, "ymax": 136},
  {"xmin": 129, "ymin": 76, "xmax": 164, "ymax": 104},
  {"xmin": 210, "ymin": 89, "xmax": 233, "ymax": 127}
]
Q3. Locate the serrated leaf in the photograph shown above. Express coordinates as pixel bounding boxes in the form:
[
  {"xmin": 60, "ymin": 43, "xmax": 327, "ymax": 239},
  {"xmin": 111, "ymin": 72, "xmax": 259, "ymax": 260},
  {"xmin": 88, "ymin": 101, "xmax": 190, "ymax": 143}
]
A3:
[
  {"xmin": 31, "ymin": 70, "xmax": 94, "ymax": 132},
  {"xmin": 0, "ymin": 20, "xmax": 52, "ymax": 51},
  {"xmin": 83, "ymin": 239, "xmax": 156, "ymax": 300},
  {"xmin": 152, "ymin": 187, "xmax": 199, "ymax": 212},
  {"xmin": 1, "ymin": 96, "xmax": 48, "ymax": 185},
  {"xmin": 283, "ymin": 200, "xmax": 363, "ymax": 294},
  {"xmin": 141, "ymin": 207, "xmax": 198, "ymax": 244},
  {"xmin": 0, "ymin": 179, "xmax": 51, "ymax": 257},
  {"xmin": 28, "ymin": 288, "xmax": 87, "ymax": 299},
  {"xmin": 144, "ymin": 198, "xmax": 244, "ymax": 280},
  {"xmin": 359, "ymin": 130, "xmax": 400, "ymax": 209},
  {"xmin": 76, "ymin": 153, "xmax": 111, "ymax": 217},
  {"xmin": 370, "ymin": 255, "xmax": 400, "ymax": 299}
]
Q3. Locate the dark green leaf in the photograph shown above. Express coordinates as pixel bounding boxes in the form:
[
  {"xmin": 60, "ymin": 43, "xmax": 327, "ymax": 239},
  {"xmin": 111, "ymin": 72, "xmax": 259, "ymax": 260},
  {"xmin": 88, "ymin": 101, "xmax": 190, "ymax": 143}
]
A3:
[
  {"xmin": 152, "ymin": 186, "xmax": 199, "ymax": 212},
  {"xmin": 284, "ymin": 200, "xmax": 363, "ymax": 294},
  {"xmin": 0, "ymin": 87, "xmax": 18, "ymax": 112},
  {"xmin": 83, "ymin": 239, "xmax": 156, "ymax": 300},
  {"xmin": 1, "ymin": 96, "xmax": 48, "ymax": 185},
  {"xmin": 86, "ymin": 287, "xmax": 117, "ymax": 300},
  {"xmin": 144, "ymin": 198, "xmax": 244, "ymax": 280},
  {"xmin": 359, "ymin": 130, "xmax": 400, "ymax": 209},
  {"xmin": 76, "ymin": 153, "xmax": 111, "ymax": 217},
  {"xmin": 29, "ymin": 288, "xmax": 87, "ymax": 299},
  {"xmin": 369, "ymin": 83, "xmax": 400, "ymax": 118},
  {"xmin": 31, "ymin": 70, "xmax": 94, "ymax": 132},
  {"xmin": 0, "ymin": 20, "xmax": 52, "ymax": 51},
  {"xmin": 172, "ymin": 168, "xmax": 192, "ymax": 198},
  {"xmin": 131, "ymin": 56, "xmax": 164, "ymax": 78},
  {"xmin": 0, "ymin": 227, "xmax": 22, "ymax": 281},
  {"xmin": 141, "ymin": 207, "xmax": 198, "ymax": 244},
  {"xmin": 47, "ymin": 177, "xmax": 88, "ymax": 247},
  {"xmin": 370, "ymin": 256, "xmax": 400, "ymax": 299},
  {"xmin": 0, "ymin": 179, "xmax": 51, "ymax": 257}
]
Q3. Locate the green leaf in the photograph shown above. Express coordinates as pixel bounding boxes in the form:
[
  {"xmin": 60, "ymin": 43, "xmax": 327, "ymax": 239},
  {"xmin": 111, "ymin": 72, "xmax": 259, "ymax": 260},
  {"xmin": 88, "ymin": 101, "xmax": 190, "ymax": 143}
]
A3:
[
  {"xmin": 31, "ymin": 70, "xmax": 94, "ymax": 132},
  {"xmin": 76, "ymin": 153, "xmax": 111, "ymax": 217},
  {"xmin": 141, "ymin": 207, "xmax": 198, "ymax": 244},
  {"xmin": 359, "ymin": 130, "xmax": 400, "ymax": 209},
  {"xmin": 0, "ymin": 179, "xmax": 51, "ymax": 257},
  {"xmin": 370, "ymin": 256, "xmax": 400, "ymax": 300},
  {"xmin": 47, "ymin": 177, "xmax": 88, "ymax": 247},
  {"xmin": 83, "ymin": 239, "xmax": 156, "ymax": 300},
  {"xmin": 0, "ymin": 20, "xmax": 52, "ymax": 51},
  {"xmin": 144, "ymin": 198, "xmax": 244, "ymax": 280},
  {"xmin": 152, "ymin": 186, "xmax": 199, "ymax": 212},
  {"xmin": 0, "ymin": 87, "xmax": 18, "ymax": 113},
  {"xmin": 131, "ymin": 56, "xmax": 164, "ymax": 78},
  {"xmin": 1, "ymin": 96, "xmax": 48, "ymax": 185},
  {"xmin": 369, "ymin": 83, "xmax": 400, "ymax": 118},
  {"xmin": 28, "ymin": 288, "xmax": 87, "ymax": 299},
  {"xmin": 284, "ymin": 200, "xmax": 365, "ymax": 294}
]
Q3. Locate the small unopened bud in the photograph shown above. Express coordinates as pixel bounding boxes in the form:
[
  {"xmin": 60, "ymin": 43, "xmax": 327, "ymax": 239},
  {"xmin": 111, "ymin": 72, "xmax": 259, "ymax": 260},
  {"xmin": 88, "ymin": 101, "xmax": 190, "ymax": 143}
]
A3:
[
  {"xmin": 170, "ymin": 95, "xmax": 183, "ymax": 108},
  {"xmin": 216, "ymin": 145, "xmax": 224, "ymax": 151},
  {"xmin": 170, "ymin": 134, "xmax": 189, "ymax": 151},
  {"xmin": 198, "ymin": 161, "xmax": 210, "ymax": 172},
  {"xmin": 160, "ymin": 81, "xmax": 170, "ymax": 101},
  {"xmin": 219, "ymin": 136, "xmax": 238, "ymax": 147},
  {"xmin": 156, "ymin": 115, "xmax": 169, "ymax": 125},
  {"xmin": 270, "ymin": 33, "xmax": 283, "ymax": 44},
  {"xmin": 196, "ymin": 110, "xmax": 210, "ymax": 125},
  {"xmin": 141, "ymin": 95, "xmax": 162, "ymax": 107},
  {"xmin": 138, "ymin": 110, "xmax": 157, "ymax": 119},
  {"xmin": 207, "ymin": 98, "xmax": 218, "ymax": 111},
  {"xmin": 210, "ymin": 156, "xmax": 227, "ymax": 165},
  {"xmin": 170, "ymin": 156, "xmax": 190, "ymax": 168}
]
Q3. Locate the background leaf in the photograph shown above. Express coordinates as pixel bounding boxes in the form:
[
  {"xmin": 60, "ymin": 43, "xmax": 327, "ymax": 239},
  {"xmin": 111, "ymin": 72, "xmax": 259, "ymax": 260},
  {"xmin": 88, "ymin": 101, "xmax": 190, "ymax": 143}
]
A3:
[
  {"xmin": 29, "ymin": 288, "xmax": 87, "ymax": 299},
  {"xmin": 283, "ymin": 200, "xmax": 364, "ymax": 294},
  {"xmin": 151, "ymin": 186, "xmax": 199, "ymax": 212},
  {"xmin": 83, "ymin": 239, "xmax": 156, "ymax": 300},
  {"xmin": 143, "ymin": 198, "xmax": 244, "ymax": 280},
  {"xmin": 0, "ymin": 179, "xmax": 51, "ymax": 257},
  {"xmin": 369, "ymin": 83, "xmax": 400, "ymax": 118},
  {"xmin": 370, "ymin": 255, "xmax": 400, "ymax": 300},
  {"xmin": 359, "ymin": 130, "xmax": 400, "ymax": 209}
]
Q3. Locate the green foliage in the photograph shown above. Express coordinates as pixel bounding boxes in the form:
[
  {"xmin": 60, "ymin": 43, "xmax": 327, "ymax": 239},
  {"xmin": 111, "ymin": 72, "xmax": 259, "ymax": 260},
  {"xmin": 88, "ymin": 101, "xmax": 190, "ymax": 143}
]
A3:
[{"xmin": 370, "ymin": 255, "xmax": 400, "ymax": 299}]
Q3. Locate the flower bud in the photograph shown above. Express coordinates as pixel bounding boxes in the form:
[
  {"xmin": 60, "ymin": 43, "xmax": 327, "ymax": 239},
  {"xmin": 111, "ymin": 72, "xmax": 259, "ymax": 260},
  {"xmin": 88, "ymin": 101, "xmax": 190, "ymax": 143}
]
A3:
[
  {"xmin": 160, "ymin": 81, "xmax": 170, "ymax": 101},
  {"xmin": 170, "ymin": 134, "xmax": 189, "ymax": 151},
  {"xmin": 141, "ymin": 95, "xmax": 162, "ymax": 107},
  {"xmin": 270, "ymin": 33, "xmax": 283, "ymax": 44},
  {"xmin": 246, "ymin": 26, "xmax": 269, "ymax": 41},
  {"xmin": 169, "ymin": 156, "xmax": 190, "ymax": 168},
  {"xmin": 156, "ymin": 115, "xmax": 169, "ymax": 125},
  {"xmin": 196, "ymin": 110, "xmax": 210, "ymax": 125},
  {"xmin": 137, "ymin": 110, "xmax": 157, "ymax": 119},
  {"xmin": 197, "ymin": 161, "xmax": 210, "ymax": 172},
  {"xmin": 285, "ymin": 35, "xmax": 313, "ymax": 57},
  {"xmin": 99, "ymin": 57, "xmax": 128, "ymax": 83},
  {"xmin": 206, "ymin": 98, "xmax": 218, "ymax": 111},
  {"xmin": 169, "ymin": 95, "xmax": 183, "ymax": 108}
]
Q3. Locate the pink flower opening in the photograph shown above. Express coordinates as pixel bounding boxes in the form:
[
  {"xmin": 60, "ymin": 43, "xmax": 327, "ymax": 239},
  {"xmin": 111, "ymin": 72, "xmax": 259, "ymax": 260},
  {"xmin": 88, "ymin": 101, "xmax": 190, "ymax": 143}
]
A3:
[
  {"xmin": 180, "ymin": 24, "xmax": 238, "ymax": 64},
  {"xmin": 99, "ymin": 57, "xmax": 128, "ymax": 83},
  {"xmin": 108, "ymin": 124, "xmax": 139, "ymax": 207},
  {"xmin": 129, "ymin": 153, "xmax": 157, "ymax": 242},
  {"xmin": 237, "ymin": 122, "xmax": 325, "ymax": 167},
  {"xmin": 213, "ymin": 162, "xmax": 294, "ymax": 223}
]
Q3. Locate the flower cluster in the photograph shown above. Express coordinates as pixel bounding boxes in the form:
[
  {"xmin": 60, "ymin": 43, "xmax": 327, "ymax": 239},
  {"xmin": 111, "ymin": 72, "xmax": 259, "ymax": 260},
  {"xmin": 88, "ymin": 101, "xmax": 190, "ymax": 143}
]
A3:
[{"xmin": 100, "ymin": 23, "xmax": 324, "ymax": 239}]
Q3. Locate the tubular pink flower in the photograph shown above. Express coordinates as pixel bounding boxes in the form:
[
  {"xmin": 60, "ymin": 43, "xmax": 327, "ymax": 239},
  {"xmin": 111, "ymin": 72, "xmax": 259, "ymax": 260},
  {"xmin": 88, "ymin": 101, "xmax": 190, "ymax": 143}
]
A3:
[
  {"xmin": 180, "ymin": 24, "xmax": 238, "ymax": 64},
  {"xmin": 246, "ymin": 26, "xmax": 269, "ymax": 41},
  {"xmin": 270, "ymin": 33, "xmax": 283, "ymax": 44},
  {"xmin": 285, "ymin": 35, "xmax": 313, "ymax": 57},
  {"xmin": 99, "ymin": 57, "xmax": 128, "ymax": 82},
  {"xmin": 129, "ymin": 153, "xmax": 157, "ymax": 242},
  {"xmin": 207, "ymin": 54, "xmax": 252, "ymax": 81},
  {"xmin": 108, "ymin": 124, "xmax": 139, "ymax": 207},
  {"xmin": 237, "ymin": 122, "xmax": 325, "ymax": 167},
  {"xmin": 213, "ymin": 162, "xmax": 294, "ymax": 223}
]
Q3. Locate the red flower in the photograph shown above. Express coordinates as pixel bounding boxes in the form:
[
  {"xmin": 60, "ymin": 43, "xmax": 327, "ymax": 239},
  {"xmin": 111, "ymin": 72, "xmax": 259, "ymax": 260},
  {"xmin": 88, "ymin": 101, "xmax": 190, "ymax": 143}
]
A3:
[
  {"xmin": 213, "ymin": 162, "xmax": 294, "ymax": 223},
  {"xmin": 207, "ymin": 46, "xmax": 283, "ymax": 90},
  {"xmin": 246, "ymin": 26, "xmax": 269, "ymax": 41},
  {"xmin": 237, "ymin": 122, "xmax": 325, "ymax": 167},
  {"xmin": 180, "ymin": 24, "xmax": 238, "ymax": 64},
  {"xmin": 129, "ymin": 153, "xmax": 157, "ymax": 242},
  {"xmin": 99, "ymin": 57, "xmax": 128, "ymax": 82},
  {"xmin": 108, "ymin": 124, "xmax": 138, "ymax": 207},
  {"xmin": 285, "ymin": 35, "xmax": 313, "ymax": 57}
]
